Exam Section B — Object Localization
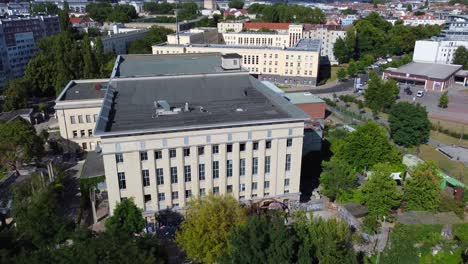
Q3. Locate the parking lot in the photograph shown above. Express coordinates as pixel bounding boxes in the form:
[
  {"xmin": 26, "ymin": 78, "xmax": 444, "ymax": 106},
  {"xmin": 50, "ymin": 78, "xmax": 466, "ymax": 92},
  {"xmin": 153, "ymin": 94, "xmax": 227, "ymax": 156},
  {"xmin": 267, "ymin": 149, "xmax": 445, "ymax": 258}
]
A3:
[{"xmin": 396, "ymin": 84, "xmax": 468, "ymax": 124}]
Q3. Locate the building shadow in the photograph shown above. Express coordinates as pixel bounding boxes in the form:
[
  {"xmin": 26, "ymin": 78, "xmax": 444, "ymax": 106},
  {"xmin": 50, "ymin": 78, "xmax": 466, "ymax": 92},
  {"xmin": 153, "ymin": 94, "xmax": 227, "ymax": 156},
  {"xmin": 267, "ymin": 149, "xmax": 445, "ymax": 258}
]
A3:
[{"xmin": 299, "ymin": 139, "xmax": 332, "ymax": 202}]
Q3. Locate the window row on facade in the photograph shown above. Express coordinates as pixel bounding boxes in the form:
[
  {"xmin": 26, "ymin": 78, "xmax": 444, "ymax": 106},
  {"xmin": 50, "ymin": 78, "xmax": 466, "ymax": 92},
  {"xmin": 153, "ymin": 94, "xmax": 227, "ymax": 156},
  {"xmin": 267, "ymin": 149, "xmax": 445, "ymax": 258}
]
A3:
[
  {"xmin": 69, "ymin": 114, "xmax": 98, "ymax": 124},
  {"xmin": 117, "ymin": 154, "xmax": 292, "ymax": 190},
  {"xmin": 115, "ymin": 138, "xmax": 293, "ymax": 163}
]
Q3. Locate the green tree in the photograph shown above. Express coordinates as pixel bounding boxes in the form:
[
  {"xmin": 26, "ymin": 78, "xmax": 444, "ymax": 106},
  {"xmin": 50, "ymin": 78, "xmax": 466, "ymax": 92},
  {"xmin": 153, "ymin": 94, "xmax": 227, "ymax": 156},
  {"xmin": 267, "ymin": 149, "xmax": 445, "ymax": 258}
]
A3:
[
  {"xmin": 0, "ymin": 120, "xmax": 44, "ymax": 172},
  {"xmin": 176, "ymin": 194, "xmax": 247, "ymax": 263},
  {"xmin": 334, "ymin": 122, "xmax": 401, "ymax": 171},
  {"xmin": 333, "ymin": 37, "xmax": 351, "ymax": 64},
  {"xmin": 82, "ymin": 34, "xmax": 98, "ymax": 78},
  {"xmin": 58, "ymin": 1, "xmax": 71, "ymax": 32},
  {"xmin": 336, "ymin": 68, "xmax": 347, "ymax": 81},
  {"xmin": 225, "ymin": 212, "xmax": 295, "ymax": 264},
  {"xmin": 31, "ymin": 2, "xmax": 59, "ymax": 15},
  {"xmin": 105, "ymin": 198, "xmax": 146, "ymax": 236},
  {"xmin": 389, "ymin": 102, "xmax": 431, "ymax": 147},
  {"xmin": 406, "ymin": 4, "xmax": 413, "ymax": 11},
  {"xmin": 229, "ymin": 0, "xmax": 244, "ymax": 9},
  {"xmin": 438, "ymin": 91, "xmax": 449, "ymax": 108},
  {"xmin": 364, "ymin": 72, "xmax": 399, "ymax": 113},
  {"xmin": 320, "ymin": 158, "xmax": 357, "ymax": 201},
  {"xmin": 294, "ymin": 213, "xmax": 357, "ymax": 264},
  {"xmin": 2, "ymin": 79, "xmax": 29, "ymax": 111},
  {"xmin": 453, "ymin": 46, "xmax": 468, "ymax": 69},
  {"xmin": 404, "ymin": 162, "xmax": 441, "ymax": 212},
  {"xmin": 11, "ymin": 173, "xmax": 73, "ymax": 247},
  {"xmin": 247, "ymin": 3, "xmax": 266, "ymax": 14},
  {"xmin": 347, "ymin": 60, "xmax": 358, "ymax": 76},
  {"xmin": 128, "ymin": 26, "xmax": 173, "ymax": 54},
  {"xmin": 361, "ymin": 163, "xmax": 402, "ymax": 218}
]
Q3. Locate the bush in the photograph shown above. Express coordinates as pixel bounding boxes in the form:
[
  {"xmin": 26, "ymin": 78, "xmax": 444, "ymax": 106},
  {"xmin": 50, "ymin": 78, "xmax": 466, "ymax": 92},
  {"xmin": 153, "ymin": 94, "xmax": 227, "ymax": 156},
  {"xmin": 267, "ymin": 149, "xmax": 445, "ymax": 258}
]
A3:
[{"xmin": 323, "ymin": 98, "xmax": 337, "ymax": 107}]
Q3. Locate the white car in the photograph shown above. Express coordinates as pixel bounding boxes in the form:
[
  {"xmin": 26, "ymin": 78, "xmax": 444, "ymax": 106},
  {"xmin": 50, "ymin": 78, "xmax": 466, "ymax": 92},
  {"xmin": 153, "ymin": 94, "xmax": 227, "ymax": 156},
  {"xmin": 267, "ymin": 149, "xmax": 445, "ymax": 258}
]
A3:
[{"xmin": 416, "ymin": 90, "xmax": 424, "ymax": 97}]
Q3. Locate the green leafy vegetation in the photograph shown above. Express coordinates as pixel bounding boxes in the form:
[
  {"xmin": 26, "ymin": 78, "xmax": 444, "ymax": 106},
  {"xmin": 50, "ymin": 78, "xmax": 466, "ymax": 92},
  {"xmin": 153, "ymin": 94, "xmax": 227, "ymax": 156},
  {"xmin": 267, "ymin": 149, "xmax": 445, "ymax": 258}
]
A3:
[
  {"xmin": 249, "ymin": 3, "xmax": 325, "ymax": 24},
  {"xmin": 128, "ymin": 26, "xmax": 174, "ymax": 54},
  {"xmin": 86, "ymin": 3, "xmax": 138, "ymax": 23},
  {"xmin": 229, "ymin": 0, "xmax": 244, "ymax": 9},
  {"xmin": 176, "ymin": 194, "xmax": 247, "ymax": 263},
  {"xmin": 320, "ymin": 158, "xmax": 357, "ymax": 201},
  {"xmin": 333, "ymin": 12, "xmax": 440, "ymax": 64},
  {"xmin": 143, "ymin": 2, "xmax": 175, "ymax": 15},
  {"xmin": 364, "ymin": 72, "xmax": 399, "ymax": 114},
  {"xmin": 30, "ymin": 2, "xmax": 59, "ymax": 15},
  {"xmin": 105, "ymin": 198, "xmax": 146, "ymax": 236},
  {"xmin": 404, "ymin": 162, "xmax": 441, "ymax": 212},
  {"xmin": 389, "ymin": 102, "xmax": 431, "ymax": 147},
  {"xmin": 438, "ymin": 91, "xmax": 449, "ymax": 108}
]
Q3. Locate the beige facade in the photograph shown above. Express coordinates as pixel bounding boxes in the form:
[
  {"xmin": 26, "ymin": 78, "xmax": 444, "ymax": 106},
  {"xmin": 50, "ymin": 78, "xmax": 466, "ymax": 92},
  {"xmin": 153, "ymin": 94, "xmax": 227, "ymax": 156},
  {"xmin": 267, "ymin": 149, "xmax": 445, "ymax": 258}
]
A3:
[
  {"xmin": 152, "ymin": 43, "xmax": 320, "ymax": 85},
  {"xmin": 54, "ymin": 79, "xmax": 106, "ymax": 151},
  {"xmin": 220, "ymin": 24, "xmax": 346, "ymax": 64},
  {"xmin": 102, "ymin": 122, "xmax": 304, "ymax": 214}
]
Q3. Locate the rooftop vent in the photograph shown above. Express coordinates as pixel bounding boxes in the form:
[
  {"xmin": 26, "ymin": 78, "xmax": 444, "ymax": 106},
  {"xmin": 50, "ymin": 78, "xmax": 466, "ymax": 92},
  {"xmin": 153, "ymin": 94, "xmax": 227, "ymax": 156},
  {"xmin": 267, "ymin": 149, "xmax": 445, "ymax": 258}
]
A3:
[
  {"xmin": 221, "ymin": 53, "xmax": 242, "ymax": 70},
  {"xmin": 152, "ymin": 100, "xmax": 178, "ymax": 118}
]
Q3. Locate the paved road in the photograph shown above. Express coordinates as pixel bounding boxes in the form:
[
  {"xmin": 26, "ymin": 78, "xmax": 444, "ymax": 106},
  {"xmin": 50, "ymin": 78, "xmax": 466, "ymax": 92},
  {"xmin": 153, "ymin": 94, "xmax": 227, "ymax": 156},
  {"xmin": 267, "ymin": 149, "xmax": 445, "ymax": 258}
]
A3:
[{"xmin": 397, "ymin": 85, "xmax": 468, "ymax": 124}]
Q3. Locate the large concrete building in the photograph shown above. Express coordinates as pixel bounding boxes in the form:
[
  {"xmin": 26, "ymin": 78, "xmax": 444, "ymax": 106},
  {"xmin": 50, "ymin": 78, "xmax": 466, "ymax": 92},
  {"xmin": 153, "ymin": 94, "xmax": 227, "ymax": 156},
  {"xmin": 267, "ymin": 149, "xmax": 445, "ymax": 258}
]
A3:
[
  {"xmin": 56, "ymin": 53, "xmax": 310, "ymax": 215},
  {"xmin": 101, "ymin": 29, "xmax": 148, "ymax": 54},
  {"xmin": 0, "ymin": 15, "xmax": 60, "ymax": 88},
  {"xmin": 153, "ymin": 39, "xmax": 321, "ymax": 85},
  {"xmin": 219, "ymin": 22, "xmax": 346, "ymax": 64}
]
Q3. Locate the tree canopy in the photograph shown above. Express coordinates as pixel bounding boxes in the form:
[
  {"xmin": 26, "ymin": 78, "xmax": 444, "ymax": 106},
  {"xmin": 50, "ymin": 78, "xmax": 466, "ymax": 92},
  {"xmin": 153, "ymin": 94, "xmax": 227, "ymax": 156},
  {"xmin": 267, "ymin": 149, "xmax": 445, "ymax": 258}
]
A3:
[
  {"xmin": 128, "ymin": 26, "xmax": 174, "ymax": 54},
  {"xmin": 176, "ymin": 194, "xmax": 247, "ymax": 263},
  {"xmin": 252, "ymin": 4, "xmax": 325, "ymax": 24},
  {"xmin": 389, "ymin": 102, "xmax": 431, "ymax": 147},
  {"xmin": 364, "ymin": 72, "xmax": 399, "ymax": 113},
  {"xmin": 229, "ymin": 0, "xmax": 244, "ymax": 9},
  {"xmin": 453, "ymin": 46, "xmax": 468, "ymax": 69},
  {"xmin": 319, "ymin": 157, "xmax": 358, "ymax": 201},
  {"xmin": 404, "ymin": 162, "xmax": 441, "ymax": 212},
  {"xmin": 225, "ymin": 212, "xmax": 295, "ymax": 263},
  {"xmin": 2, "ymin": 79, "xmax": 29, "ymax": 111},
  {"xmin": 31, "ymin": 2, "xmax": 59, "ymax": 15},
  {"xmin": 294, "ymin": 213, "xmax": 357, "ymax": 264},
  {"xmin": 105, "ymin": 198, "xmax": 146, "ymax": 236},
  {"xmin": 361, "ymin": 163, "xmax": 402, "ymax": 218},
  {"xmin": 86, "ymin": 3, "xmax": 137, "ymax": 23},
  {"xmin": 438, "ymin": 91, "xmax": 449, "ymax": 108},
  {"xmin": 333, "ymin": 122, "xmax": 401, "ymax": 171},
  {"xmin": 0, "ymin": 120, "xmax": 44, "ymax": 171},
  {"xmin": 333, "ymin": 12, "xmax": 440, "ymax": 63}
]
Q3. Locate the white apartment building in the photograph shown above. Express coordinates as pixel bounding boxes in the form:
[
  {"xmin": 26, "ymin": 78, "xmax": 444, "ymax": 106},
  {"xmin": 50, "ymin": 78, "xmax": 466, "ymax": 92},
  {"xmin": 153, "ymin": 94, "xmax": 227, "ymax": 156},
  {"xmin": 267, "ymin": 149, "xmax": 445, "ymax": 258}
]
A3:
[
  {"xmin": 167, "ymin": 27, "xmax": 219, "ymax": 45},
  {"xmin": 56, "ymin": 53, "xmax": 309, "ymax": 215},
  {"xmin": 413, "ymin": 39, "xmax": 468, "ymax": 64},
  {"xmin": 153, "ymin": 39, "xmax": 321, "ymax": 85}
]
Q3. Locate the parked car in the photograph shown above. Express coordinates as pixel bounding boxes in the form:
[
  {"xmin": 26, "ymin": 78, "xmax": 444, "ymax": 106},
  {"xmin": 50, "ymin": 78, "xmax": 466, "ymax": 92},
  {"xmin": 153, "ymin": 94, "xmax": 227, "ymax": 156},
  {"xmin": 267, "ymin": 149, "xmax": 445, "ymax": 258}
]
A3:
[{"xmin": 416, "ymin": 90, "xmax": 424, "ymax": 97}]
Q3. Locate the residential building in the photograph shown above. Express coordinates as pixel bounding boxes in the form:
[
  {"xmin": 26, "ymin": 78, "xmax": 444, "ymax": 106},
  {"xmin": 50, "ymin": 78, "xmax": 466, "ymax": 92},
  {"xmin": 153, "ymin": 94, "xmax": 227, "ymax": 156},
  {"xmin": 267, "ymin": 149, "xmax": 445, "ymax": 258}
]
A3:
[
  {"xmin": 341, "ymin": 15, "xmax": 358, "ymax": 26},
  {"xmin": 57, "ymin": 53, "xmax": 309, "ymax": 215},
  {"xmin": 204, "ymin": 0, "xmax": 216, "ymax": 10},
  {"xmin": 167, "ymin": 27, "xmax": 219, "ymax": 45},
  {"xmin": 221, "ymin": 22, "xmax": 346, "ymax": 64},
  {"xmin": 0, "ymin": 15, "xmax": 60, "ymax": 88},
  {"xmin": 153, "ymin": 39, "xmax": 321, "ymax": 85},
  {"xmin": 217, "ymin": 21, "xmax": 244, "ymax": 33},
  {"xmin": 101, "ymin": 29, "xmax": 148, "ymax": 54},
  {"xmin": 413, "ymin": 39, "xmax": 468, "ymax": 64}
]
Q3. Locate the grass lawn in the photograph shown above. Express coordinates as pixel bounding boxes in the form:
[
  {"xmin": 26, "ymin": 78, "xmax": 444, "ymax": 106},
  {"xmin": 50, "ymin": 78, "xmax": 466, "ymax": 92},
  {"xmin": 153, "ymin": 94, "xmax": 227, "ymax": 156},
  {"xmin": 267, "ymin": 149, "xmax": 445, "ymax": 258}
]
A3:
[
  {"xmin": 328, "ymin": 65, "xmax": 348, "ymax": 84},
  {"xmin": 416, "ymin": 144, "xmax": 468, "ymax": 183},
  {"xmin": 430, "ymin": 131, "xmax": 468, "ymax": 148},
  {"xmin": 430, "ymin": 117, "xmax": 468, "ymax": 132}
]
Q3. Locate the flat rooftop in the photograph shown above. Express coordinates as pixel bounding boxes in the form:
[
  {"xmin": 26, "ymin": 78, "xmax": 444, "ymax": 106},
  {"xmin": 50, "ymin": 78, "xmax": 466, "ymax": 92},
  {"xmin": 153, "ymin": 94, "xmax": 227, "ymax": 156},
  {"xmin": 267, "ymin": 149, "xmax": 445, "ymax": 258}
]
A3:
[
  {"xmin": 114, "ymin": 53, "xmax": 246, "ymax": 78},
  {"xmin": 285, "ymin": 92, "xmax": 325, "ymax": 104},
  {"xmin": 156, "ymin": 39, "xmax": 321, "ymax": 52},
  {"xmin": 385, "ymin": 62, "xmax": 462, "ymax": 80},
  {"xmin": 57, "ymin": 80, "xmax": 108, "ymax": 101},
  {"xmin": 95, "ymin": 73, "xmax": 308, "ymax": 135}
]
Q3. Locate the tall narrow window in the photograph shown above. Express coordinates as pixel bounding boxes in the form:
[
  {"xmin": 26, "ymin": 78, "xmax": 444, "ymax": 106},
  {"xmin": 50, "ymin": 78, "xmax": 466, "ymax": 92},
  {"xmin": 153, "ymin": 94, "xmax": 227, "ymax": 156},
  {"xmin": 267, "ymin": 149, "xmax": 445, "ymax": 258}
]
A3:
[
  {"xmin": 118, "ymin": 172, "xmax": 126, "ymax": 189},
  {"xmin": 170, "ymin": 167, "xmax": 178, "ymax": 183},
  {"xmin": 227, "ymin": 160, "xmax": 233, "ymax": 177},
  {"xmin": 184, "ymin": 165, "xmax": 191, "ymax": 182},
  {"xmin": 252, "ymin": 157, "xmax": 258, "ymax": 175},
  {"xmin": 213, "ymin": 161, "xmax": 219, "ymax": 179},
  {"xmin": 212, "ymin": 145, "xmax": 219, "ymax": 154},
  {"xmin": 70, "ymin": 116, "xmax": 76, "ymax": 124},
  {"xmin": 115, "ymin": 153, "xmax": 123, "ymax": 163},
  {"xmin": 140, "ymin": 151, "xmax": 148, "ymax": 161},
  {"xmin": 183, "ymin": 148, "xmax": 190, "ymax": 157},
  {"xmin": 169, "ymin": 149, "xmax": 176, "ymax": 158},
  {"xmin": 155, "ymin": 150, "xmax": 162, "ymax": 159},
  {"xmin": 265, "ymin": 156, "xmax": 271, "ymax": 174},
  {"xmin": 158, "ymin": 193, "xmax": 165, "ymax": 201},
  {"xmin": 239, "ymin": 159, "xmax": 245, "ymax": 176},
  {"xmin": 285, "ymin": 154, "xmax": 291, "ymax": 171},
  {"xmin": 287, "ymin": 138, "xmax": 293, "ymax": 147},
  {"xmin": 199, "ymin": 164, "xmax": 205, "ymax": 180},
  {"xmin": 156, "ymin": 168, "xmax": 164, "ymax": 185},
  {"xmin": 142, "ymin": 169, "xmax": 150, "ymax": 186}
]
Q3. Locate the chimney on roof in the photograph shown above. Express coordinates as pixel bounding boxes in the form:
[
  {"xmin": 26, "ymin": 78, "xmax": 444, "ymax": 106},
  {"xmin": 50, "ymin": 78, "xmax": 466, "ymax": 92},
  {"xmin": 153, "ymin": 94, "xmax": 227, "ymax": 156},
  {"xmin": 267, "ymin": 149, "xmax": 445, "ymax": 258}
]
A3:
[{"xmin": 184, "ymin": 102, "xmax": 189, "ymax": 112}]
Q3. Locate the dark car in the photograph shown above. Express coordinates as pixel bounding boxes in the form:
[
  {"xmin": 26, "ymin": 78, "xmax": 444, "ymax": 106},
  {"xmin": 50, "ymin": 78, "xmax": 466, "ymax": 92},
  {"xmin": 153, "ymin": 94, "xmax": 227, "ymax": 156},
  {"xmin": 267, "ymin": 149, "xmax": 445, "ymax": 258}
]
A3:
[{"xmin": 404, "ymin": 88, "xmax": 412, "ymax": 95}]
